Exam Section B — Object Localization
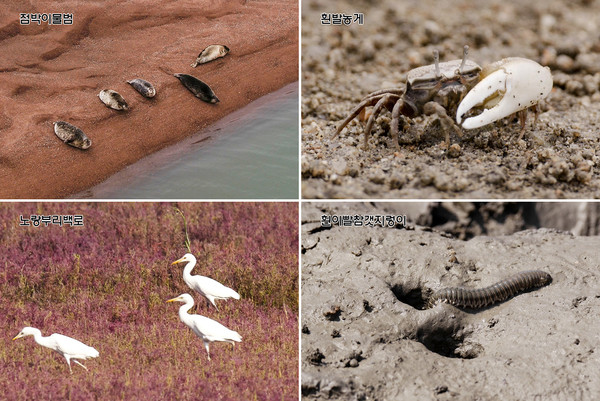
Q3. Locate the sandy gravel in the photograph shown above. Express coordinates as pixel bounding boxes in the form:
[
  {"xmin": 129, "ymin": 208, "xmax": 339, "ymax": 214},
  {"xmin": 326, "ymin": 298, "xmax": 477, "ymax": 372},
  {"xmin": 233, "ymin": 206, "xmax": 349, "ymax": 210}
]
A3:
[
  {"xmin": 302, "ymin": 0, "xmax": 600, "ymax": 199},
  {"xmin": 0, "ymin": 0, "xmax": 298, "ymax": 198},
  {"xmin": 301, "ymin": 202, "xmax": 600, "ymax": 400}
]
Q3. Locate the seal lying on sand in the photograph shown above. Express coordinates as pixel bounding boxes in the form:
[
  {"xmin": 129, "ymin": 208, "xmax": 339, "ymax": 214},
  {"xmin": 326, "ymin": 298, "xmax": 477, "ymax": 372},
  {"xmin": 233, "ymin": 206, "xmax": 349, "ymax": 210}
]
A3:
[
  {"xmin": 174, "ymin": 73, "xmax": 219, "ymax": 104},
  {"xmin": 127, "ymin": 79, "xmax": 156, "ymax": 98},
  {"xmin": 98, "ymin": 89, "xmax": 129, "ymax": 110},
  {"xmin": 191, "ymin": 45, "xmax": 230, "ymax": 67},
  {"xmin": 54, "ymin": 121, "xmax": 92, "ymax": 149}
]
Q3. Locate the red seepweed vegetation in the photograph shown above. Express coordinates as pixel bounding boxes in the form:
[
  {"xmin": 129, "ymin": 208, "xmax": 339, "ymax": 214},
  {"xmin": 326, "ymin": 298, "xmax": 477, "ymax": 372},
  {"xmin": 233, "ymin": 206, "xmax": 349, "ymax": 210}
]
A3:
[{"xmin": 0, "ymin": 202, "xmax": 298, "ymax": 400}]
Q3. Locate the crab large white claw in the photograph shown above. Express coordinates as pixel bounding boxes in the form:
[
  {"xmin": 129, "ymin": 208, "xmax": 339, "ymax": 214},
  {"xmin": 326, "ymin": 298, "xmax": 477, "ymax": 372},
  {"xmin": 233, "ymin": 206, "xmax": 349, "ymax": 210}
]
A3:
[{"xmin": 456, "ymin": 57, "xmax": 553, "ymax": 129}]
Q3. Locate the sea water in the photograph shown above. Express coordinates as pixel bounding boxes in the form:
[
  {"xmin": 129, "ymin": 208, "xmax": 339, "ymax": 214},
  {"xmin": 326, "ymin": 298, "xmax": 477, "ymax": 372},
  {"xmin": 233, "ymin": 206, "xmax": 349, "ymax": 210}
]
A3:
[{"xmin": 78, "ymin": 83, "xmax": 298, "ymax": 199}]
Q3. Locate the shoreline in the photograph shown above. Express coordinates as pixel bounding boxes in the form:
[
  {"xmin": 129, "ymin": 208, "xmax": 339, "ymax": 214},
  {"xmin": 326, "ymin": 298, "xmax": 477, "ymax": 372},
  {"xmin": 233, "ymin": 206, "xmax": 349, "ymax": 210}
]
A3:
[
  {"xmin": 72, "ymin": 82, "xmax": 298, "ymax": 199},
  {"xmin": 0, "ymin": 0, "xmax": 298, "ymax": 199}
]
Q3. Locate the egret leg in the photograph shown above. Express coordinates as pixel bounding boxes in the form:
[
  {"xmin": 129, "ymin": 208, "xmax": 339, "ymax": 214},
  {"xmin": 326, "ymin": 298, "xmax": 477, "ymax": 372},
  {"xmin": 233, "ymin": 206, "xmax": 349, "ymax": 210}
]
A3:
[
  {"xmin": 65, "ymin": 357, "xmax": 73, "ymax": 374},
  {"xmin": 204, "ymin": 342, "xmax": 211, "ymax": 361},
  {"xmin": 73, "ymin": 360, "xmax": 88, "ymax": 371}
]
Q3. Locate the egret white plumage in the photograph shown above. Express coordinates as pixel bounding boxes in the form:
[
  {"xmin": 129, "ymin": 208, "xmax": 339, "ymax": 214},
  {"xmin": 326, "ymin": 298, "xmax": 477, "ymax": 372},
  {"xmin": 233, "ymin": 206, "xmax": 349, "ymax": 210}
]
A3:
[
  {"xmin": 12, "ymin": 327, "xmax": 99, "ymax": 374},
  {"xmin": 166, "ymin": 293, "xmax": 242, "ymax": 360},
  {"xmin": 172, "ymin": 253, "xmax": 240, "ymax": 310}
]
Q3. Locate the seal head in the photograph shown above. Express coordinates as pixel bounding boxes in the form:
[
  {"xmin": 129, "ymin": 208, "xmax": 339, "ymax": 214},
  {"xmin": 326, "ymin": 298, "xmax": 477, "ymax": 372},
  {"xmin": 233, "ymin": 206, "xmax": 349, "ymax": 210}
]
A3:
[{"xmin": 127, "ymin": 78, "xmax": 156, "ymax": 98}]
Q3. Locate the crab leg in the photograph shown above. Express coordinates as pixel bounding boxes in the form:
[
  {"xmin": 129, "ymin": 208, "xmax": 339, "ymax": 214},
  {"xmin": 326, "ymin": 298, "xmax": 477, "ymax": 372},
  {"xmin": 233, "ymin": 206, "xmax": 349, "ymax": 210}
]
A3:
[
  {"xmin": 364, "ymin": 94, "xmax": 395, "ymax": 148},
  {"xmin": 334, "ymin": 99, "xmax": 378, "ymax": 139},
  {"xmin": 334, "ymin": 92, "xmax": 401, "ymax": 138},
  {"xmin": 424, "ymin": 102, "xmax": 463, "ymax": 147},
  {"xmin": 456, "ymin": 57, "xmax": 552, "ymax": 130},
  {"xmin": 364, "ymin": 88, "xmax": 404, "ymax": 98},
  {"xmin": 390, "ymin": 99, "xmax": 406, "ymax": 149},
  {"xmin": 516, "ymin": 109, "xmax": 527, "ymax": 139}
]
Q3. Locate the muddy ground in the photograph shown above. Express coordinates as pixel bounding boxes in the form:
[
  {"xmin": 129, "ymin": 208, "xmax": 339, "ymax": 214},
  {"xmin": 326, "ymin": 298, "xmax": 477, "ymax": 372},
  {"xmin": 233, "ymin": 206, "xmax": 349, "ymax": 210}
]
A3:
[
  {"xmin": 302, "ymin": 0, "xmax": 600, "ymax": 198},
  {"xmin": 386, "ymin": 201, "xmax": 600, "ymax": 238},
  {"xmin": 301, "ymin": 202, "xmax": 600, "ymax": 400}
]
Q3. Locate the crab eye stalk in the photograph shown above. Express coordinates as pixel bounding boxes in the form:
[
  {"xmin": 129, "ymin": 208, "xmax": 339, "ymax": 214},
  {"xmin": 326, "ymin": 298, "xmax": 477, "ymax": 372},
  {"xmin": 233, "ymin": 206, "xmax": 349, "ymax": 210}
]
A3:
[{"xmin": 459, "ymin": 45, "xmax": 469, "ymax": 73}]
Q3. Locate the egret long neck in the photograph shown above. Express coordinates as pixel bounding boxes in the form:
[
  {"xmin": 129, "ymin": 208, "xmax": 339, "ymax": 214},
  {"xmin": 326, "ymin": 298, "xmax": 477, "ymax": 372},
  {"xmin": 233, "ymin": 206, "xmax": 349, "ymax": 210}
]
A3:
[
  {"xmin": 31, "ymin": 330, "xmax": 52, "ymax": 349},
  {"xmin": 178, "ymin": 301, "xmax": 195, "ymax": 325},
  {"xmin": 182, "ymin": 261, "xmax": 196, "ymax": 285}
]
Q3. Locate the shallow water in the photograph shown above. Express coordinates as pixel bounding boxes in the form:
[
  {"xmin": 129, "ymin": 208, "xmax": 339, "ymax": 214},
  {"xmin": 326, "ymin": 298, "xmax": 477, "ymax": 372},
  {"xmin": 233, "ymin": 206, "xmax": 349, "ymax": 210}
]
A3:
[{"xmin": 79, "ymin": 83, "xmax": 298, "ymax": 199}]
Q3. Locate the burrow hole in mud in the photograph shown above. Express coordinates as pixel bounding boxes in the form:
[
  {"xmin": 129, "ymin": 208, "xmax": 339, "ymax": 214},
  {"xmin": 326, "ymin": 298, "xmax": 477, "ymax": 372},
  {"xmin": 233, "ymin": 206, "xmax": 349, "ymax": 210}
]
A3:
[
  {"xmin": 415, "ymin": 326, "xmax": 478, "ymax": 359},
  {"xmin": 391, "ymin": 283, "xmax": 482, "ymax": 359},
  {"xmin": 390, "ymin": 283, "xmax": 429, "ymax": 310}
]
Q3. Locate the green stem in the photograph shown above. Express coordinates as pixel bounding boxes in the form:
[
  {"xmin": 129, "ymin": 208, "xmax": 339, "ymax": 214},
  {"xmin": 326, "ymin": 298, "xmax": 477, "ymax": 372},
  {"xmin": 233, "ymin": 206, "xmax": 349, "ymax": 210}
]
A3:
[{"xmin": 174, "ymin": 207, "xmax": 191, "ymax": 252}]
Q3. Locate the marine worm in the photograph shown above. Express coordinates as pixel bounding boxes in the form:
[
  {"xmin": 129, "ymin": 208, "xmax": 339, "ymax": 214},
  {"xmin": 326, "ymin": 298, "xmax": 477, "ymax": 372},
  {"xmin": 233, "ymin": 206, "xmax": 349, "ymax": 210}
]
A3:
[{"xmin": 427, "ymin": 270, "xmax": 552, "ymax": 309}]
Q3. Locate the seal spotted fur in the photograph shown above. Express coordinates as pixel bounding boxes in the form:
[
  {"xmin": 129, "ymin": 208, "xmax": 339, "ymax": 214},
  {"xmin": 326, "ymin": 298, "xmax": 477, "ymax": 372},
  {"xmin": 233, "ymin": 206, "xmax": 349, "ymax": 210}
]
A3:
[
  {"xmin": 191, "ymin": 45, "xmax": 230, "ymax": 67},
  {"xmin": 127, "ymin": 79, "xmax": 156, "ymax": 98},
  {"xmin": 174, "ymin": 73, "xmax": 219, "ymax": 104},
  {"xmin": 54, "ymin": 121, "xmax": 92, "ymax": 149},
  {"xmin": 98, "ymin": 89, "xmax": 129, "ymax": 110}
]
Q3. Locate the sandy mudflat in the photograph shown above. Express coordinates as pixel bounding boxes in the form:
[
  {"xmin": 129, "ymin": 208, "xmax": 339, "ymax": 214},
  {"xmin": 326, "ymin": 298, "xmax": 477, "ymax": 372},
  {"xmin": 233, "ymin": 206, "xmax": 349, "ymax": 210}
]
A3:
[
  {"xmin": 0, "ymin": 0, "xmax": 298, "ymax": 198},
  {"xmin": 302, "ymin": 0, "xmax": 600, "ymax": 199},
  {"xmin": 301, "ymin": 202, "xmax": 600, "ymax": 400}
]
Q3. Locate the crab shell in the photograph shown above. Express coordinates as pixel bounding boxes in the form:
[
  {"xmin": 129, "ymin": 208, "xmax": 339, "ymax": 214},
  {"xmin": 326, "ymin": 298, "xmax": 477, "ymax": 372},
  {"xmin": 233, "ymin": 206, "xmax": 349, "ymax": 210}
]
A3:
[
  {"xmin": 402, "ymin": 58, "xmax": 481, "ymax": 118},
  {"xmin": 407, "ymin": 59, "xmax": 481, "ymax": 85},
  {"xmin": 456, "ymin": 57, "xmax": 553, "ymax": 129}
]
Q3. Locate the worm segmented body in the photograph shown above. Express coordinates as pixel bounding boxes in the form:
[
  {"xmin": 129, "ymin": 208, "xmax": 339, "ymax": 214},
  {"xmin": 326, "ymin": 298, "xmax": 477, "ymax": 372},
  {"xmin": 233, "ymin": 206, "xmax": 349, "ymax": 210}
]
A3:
[{"xmin": 427, "ymin": 270, "xmax": 552, "ymax": 309}]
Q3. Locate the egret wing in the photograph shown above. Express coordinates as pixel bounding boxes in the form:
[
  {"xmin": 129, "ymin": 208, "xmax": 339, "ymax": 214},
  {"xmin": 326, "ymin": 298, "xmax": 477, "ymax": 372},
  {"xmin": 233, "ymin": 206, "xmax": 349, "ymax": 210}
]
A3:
[
  {"xmin": 51, "ymin": 333, "xmax": 99, "ymax": 359},
  {"xmin": 190, "ymin": 315, "xmax": 242, "ymax": 342},
  {"xmin": 193, "ymin": 276, "xmax": 240, "ymax": 299}
]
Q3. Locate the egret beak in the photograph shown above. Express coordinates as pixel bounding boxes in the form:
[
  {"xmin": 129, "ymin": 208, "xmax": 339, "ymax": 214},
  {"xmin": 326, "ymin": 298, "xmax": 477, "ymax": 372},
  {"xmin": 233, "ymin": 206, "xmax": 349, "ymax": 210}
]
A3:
[
  {"xmin": 171, "ymin": 257, "xmax": 185, "ymax": 265},
  {"xmin": 12, "ymin": 334, "xmax": 22, "ymax": 340},
  {"xmin": 166, "ymin": 297, "xmax": 179, "ymax": 303}
]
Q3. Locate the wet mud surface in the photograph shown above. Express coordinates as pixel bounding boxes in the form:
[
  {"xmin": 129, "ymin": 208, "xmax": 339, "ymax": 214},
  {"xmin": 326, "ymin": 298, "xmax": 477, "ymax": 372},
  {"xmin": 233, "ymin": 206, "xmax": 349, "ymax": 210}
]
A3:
[
  {"xmin": 301, "ymin": 202, "xmax": 600, "ymax": 400},
  {"xmin": 302, "ymin": 0, "xmax": 600, "ymax": 198}
]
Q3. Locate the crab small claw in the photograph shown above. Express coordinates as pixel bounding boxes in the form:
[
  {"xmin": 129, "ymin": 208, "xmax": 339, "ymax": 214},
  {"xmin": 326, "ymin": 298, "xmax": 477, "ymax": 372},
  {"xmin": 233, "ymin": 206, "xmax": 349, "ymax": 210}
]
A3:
[{"xmin": 456, "ymin": 57, "xmax": 553, "ymax": 129}]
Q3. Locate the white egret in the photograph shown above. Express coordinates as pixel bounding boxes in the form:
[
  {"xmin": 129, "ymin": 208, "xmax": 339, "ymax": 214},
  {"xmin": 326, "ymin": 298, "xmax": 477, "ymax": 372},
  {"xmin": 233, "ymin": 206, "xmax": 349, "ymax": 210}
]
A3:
[
  {"xmin": 172, "ymin": 253, "xmax": 240, "ymax": 310},
  {"xmin": 12, "ymin": 327, "xmax": 99, "ymax": 374},
  {"xmin": 166, "ymin": 293, "xmax": 242, "ymax": 360}
]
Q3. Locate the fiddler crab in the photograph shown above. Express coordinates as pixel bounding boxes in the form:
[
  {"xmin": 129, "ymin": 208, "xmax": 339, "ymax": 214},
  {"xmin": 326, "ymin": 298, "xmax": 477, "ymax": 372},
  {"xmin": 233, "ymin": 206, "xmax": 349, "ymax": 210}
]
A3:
[{"xmin": 334, "ymin": 45, "xmax": 553, "ymax": 149}]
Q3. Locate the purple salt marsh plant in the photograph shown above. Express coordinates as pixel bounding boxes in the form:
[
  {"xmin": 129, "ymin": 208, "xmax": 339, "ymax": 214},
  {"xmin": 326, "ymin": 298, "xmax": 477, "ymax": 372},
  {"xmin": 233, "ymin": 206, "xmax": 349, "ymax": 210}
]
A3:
[{"xmin": 0, "ymin": 202, "xmax": 298, "ymax": 400}]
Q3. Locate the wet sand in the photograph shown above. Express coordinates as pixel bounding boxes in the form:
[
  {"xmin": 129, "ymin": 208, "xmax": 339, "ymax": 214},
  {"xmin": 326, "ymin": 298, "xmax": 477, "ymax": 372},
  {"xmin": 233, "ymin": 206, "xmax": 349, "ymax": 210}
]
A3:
[
  {"xmin": 72, "ymin": 82, "xmax": 299, "ymax": 199},
  {"xmin": 0, "ymin": 0, "xmax": 298, "ymax": 198},
  {"xmin": 302, "ymin": 0, "xmax": 600, "ymax": 199}
]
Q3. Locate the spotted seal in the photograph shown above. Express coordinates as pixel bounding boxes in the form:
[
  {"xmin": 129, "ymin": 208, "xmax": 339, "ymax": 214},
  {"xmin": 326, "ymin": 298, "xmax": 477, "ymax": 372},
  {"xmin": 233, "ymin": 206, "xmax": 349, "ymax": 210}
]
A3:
[
  {"xmin": 98, "ymin": 89, "xmax": 129, "ymax": 110},
  {"xmin": 174, "ymin": 73, "xmax": 219, "ymax": 104},
  {"xmin": 191, "ymin": 45, "xmax": 230, "ymax": 67},
  {"xmin": 127, "ymin": 78, "xmax": 156, "ymax": 98},
  {"xmin": 53, "ymin": 121, "xmax": 92, "ymax": 149}
]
